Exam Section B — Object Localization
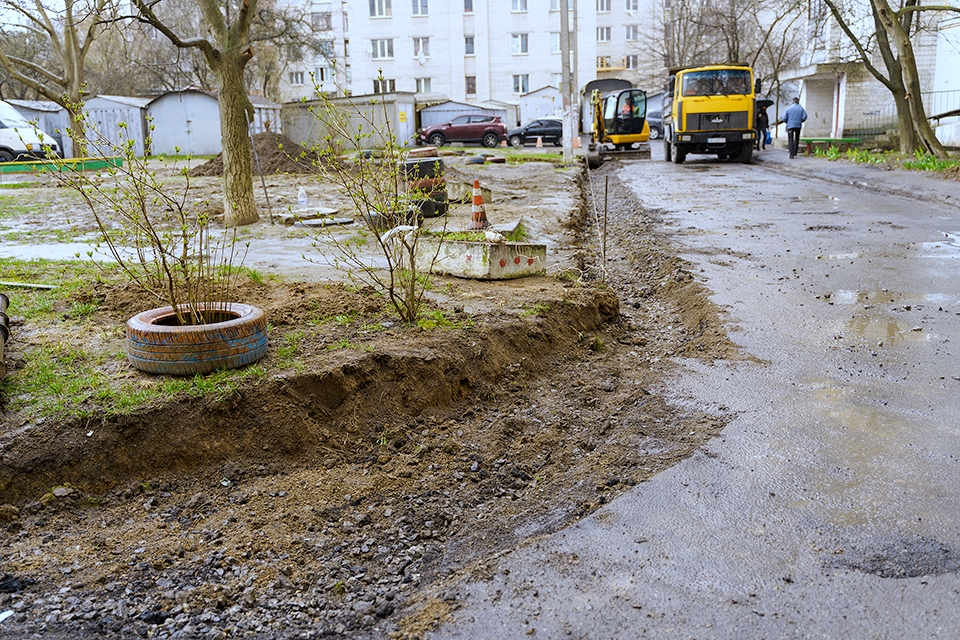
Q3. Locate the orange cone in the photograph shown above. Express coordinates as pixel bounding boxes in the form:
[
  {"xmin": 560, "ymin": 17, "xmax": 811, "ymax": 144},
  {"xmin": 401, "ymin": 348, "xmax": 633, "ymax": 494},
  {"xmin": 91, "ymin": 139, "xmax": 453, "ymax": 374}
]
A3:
[
  {"xmin": 500, "ymin": 138, "xmax": 507, "ymax": 147},
  {"xmin": 536, "ymin": 136, "xmax": 543, "ymax": 148},
  {"xmin": 572, "ymin": 135, "xmax": 581, "ymax": 149},
  {"xmin": 468, "ymin": 179, "xmax": 490, "ymax": 229}
]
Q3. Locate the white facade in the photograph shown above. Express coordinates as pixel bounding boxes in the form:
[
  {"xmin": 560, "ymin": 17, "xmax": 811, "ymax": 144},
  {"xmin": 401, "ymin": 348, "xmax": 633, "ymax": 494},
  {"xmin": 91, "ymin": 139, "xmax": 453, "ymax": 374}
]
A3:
[{"xmin": 281, "ymin": 0, "xmax": 663, "ymax": 121}]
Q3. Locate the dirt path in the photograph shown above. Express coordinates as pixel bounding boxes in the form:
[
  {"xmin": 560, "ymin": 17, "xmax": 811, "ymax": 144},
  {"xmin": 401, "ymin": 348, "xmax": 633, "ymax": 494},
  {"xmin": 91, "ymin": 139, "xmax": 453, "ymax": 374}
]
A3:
[{"xmin": 0, "ymin": 157, "xmax": 732, "ymax": 638}]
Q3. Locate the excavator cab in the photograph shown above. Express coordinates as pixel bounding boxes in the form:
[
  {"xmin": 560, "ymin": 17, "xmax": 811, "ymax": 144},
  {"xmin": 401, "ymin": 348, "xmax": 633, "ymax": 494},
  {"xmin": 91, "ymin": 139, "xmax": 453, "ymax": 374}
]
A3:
[
  {"xmin": 599, "ymin": 88, "xmax": 649, "ymax": 149},
  {"xmin": 586, "ymin": 86, "xmax": 651, "ymax": 167}
]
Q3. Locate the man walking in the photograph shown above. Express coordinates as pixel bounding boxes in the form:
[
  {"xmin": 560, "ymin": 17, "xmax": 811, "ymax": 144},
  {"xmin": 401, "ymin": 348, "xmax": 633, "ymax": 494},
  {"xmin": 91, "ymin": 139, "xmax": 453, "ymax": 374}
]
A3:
[{"xmin": 781, "ymin": 97, "xmax": 807, "ymax": 158}]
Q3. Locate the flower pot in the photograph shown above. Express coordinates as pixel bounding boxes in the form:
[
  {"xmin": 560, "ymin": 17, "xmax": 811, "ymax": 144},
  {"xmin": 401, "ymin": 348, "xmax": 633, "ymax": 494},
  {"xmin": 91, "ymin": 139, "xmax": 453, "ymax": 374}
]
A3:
[{"xmin": 126, "ymin": 302, "xmax": 268, "ymax": 375}]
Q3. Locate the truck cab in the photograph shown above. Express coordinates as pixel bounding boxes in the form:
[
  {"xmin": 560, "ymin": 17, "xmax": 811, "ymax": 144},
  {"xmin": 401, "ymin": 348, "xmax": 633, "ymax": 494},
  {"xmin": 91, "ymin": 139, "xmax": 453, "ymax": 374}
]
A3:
[{"xmin": 662, "ymin": 65, "xmax": 758, "ymax": 164}]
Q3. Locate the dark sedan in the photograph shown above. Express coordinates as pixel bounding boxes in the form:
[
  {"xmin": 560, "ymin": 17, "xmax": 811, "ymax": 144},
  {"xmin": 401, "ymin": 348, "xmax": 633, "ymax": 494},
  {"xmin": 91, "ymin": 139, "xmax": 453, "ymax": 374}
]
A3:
[
  {"xmin": 507, "ymin": 118, "xmax": 562, "ymax": 147},
  {"xmin": 646, "ymin": 109, "xmax": 662, "ymax": 140}
]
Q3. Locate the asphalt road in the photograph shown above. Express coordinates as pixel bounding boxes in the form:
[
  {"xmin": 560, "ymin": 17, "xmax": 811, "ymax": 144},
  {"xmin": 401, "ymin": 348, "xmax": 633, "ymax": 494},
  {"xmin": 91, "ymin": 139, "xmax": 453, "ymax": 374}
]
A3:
[{"xmin": 427, "ymin": 147, "xmax": 960, "ymax": 638}]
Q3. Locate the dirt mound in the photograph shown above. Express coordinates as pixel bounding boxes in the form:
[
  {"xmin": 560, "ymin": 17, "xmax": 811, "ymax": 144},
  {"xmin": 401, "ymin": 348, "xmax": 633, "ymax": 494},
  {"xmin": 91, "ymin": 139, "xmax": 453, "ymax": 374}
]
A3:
[{"xmin": 188, "ymin": 132, "xmax": 325, "ymax": 177}]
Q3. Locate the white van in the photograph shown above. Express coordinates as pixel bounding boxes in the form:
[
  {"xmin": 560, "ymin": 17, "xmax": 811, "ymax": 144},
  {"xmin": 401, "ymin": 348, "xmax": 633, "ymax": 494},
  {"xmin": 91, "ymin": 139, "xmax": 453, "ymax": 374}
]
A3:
[{"xmin": 0, "ymin": 100, "xmax": 60, "ymax": 162}]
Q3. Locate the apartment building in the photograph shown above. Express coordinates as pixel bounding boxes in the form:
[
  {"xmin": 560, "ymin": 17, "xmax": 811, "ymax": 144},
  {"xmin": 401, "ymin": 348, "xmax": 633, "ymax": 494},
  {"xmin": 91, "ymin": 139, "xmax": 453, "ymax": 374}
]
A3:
[{"xmin": 279, "ymin": 0, "xmax": 663, "ymax": 114}]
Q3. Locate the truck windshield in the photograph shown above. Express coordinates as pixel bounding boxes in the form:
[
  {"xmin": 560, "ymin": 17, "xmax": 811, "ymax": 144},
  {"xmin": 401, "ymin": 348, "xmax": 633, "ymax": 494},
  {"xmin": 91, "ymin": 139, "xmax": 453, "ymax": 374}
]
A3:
[{"xmin": 681, "ymin": 70, "xmax": 751, "ymax": 97}]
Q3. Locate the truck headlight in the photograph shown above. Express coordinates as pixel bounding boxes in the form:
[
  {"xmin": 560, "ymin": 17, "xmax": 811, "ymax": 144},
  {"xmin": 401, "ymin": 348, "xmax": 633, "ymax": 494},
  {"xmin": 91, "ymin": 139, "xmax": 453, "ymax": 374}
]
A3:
[
  {"xmin": 680, "ymin": 135, "xmax": 692, "ymax": 142},
  {"xmin": 742, "ymin": 132, "xmax": 753, "ymax": 139}
]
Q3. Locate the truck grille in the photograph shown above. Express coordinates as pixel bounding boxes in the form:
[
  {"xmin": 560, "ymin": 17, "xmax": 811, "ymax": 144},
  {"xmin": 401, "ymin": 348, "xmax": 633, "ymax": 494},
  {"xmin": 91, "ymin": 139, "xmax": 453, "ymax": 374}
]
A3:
[{"xmin": 686, "ymin": 111, "xmax": 749, "ymax": 131}]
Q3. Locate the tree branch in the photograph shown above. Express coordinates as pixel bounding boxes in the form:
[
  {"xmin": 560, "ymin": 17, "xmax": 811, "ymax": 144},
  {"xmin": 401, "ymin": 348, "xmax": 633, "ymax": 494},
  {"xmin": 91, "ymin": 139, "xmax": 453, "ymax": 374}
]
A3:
[{"xmin": 822, "ymin": 0, "xmax": 897, "ymax": 92}]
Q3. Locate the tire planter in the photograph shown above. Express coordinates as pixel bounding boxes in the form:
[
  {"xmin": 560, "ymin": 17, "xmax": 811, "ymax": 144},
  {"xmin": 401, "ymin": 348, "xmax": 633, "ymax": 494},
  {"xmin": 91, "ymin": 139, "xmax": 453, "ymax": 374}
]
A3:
[{"xmin": 126, "ymin": 303, "xmax": 268, "ymax": 375}]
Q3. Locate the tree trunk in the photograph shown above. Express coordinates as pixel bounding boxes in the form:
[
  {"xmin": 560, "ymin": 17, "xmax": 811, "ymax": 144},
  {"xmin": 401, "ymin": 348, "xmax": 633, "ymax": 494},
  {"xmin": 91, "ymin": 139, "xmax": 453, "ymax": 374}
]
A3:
[
  {"xmin": 217, "ymin": 49, "xmax": 258, "ymax": 227},
  {"xmin": 872, "ymin": 0, "xmax": 947, "ymax": 157}
]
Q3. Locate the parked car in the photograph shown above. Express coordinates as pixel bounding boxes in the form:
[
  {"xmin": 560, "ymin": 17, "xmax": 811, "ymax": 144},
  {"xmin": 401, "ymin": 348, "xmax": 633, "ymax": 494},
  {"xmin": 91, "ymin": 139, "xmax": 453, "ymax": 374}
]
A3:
[
  {"xmin": 507, "ymin": 118, "xmax": 562, "ymax": 147},
  {"xmin": 418, "ymin": 114, "xmax": 507, "ymax": 147},
  {"xmin": 646, "ymin": 108, "xmax": 662, "ymax": 140}
]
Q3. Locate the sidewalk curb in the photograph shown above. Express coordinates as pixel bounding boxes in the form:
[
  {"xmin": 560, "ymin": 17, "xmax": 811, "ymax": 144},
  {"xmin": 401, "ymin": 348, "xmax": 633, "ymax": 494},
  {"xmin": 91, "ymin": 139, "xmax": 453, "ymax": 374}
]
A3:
[{"xmin": 754, "ymin": 152, "xmax": 959, "ymax": 210}]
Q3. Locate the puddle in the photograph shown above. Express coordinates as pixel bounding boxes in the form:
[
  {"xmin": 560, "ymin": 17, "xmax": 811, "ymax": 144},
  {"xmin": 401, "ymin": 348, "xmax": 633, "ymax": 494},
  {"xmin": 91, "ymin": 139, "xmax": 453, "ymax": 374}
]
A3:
[
  {"xmin": 845, "ymin": 315, "xmax": 934, "ymax": 345},
  {"xmin": 801, "ymin": 378, "xmax": 922, "ymax": 525},
  {"xmin": 829, "ymin": 289, "xmax": 953, "ymax": 307},
  {"xmin": 913, "ymin": 231, "xmax": 960, "ymax": 258}
]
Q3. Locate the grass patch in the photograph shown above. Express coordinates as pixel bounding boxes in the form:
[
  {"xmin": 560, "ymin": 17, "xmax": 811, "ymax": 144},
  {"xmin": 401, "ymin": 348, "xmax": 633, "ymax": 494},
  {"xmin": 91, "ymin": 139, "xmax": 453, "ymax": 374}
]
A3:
[
  {"xmin": 427, "ymin": 223, "xmax": 528, "ymax": 243},
  {"xmin": 0, "ymin": 194, "xmax": 39, "ymax": 219},
  {"xmin": 0, "ymin": 182, "xmax": 41, "ymax": 190},
  {"xmin": 0, "ymin": 257, "xmax": 268, "ymax": 422},
  {"xmin": 416, "ymin": 308, "xmax": 473, "ymax": 330},
  {"xmin": 903, "ymin": 150, "xmax": 960, "ymax": 172}
]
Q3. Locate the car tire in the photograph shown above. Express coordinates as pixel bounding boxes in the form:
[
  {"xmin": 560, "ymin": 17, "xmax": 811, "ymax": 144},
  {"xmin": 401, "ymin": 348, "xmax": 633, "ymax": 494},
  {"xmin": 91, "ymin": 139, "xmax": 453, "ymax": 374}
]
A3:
[
  {"xmin": 648, "ymin": 127, "xmax": 660, "ymax": 140},
  {"xmin": 428, "ymin": 133, "xmax": 445, "ymax": 146},
  {"xmin": 482, "ymin": 132, "xmax": 500, "ymax": 148},
  {"xmin": 0, "ymin": 150, "xmax": 14, "ymax": 163},
  {"xmin": 509, "ymin": 135, "xmax": 523, "ymax": 148}
]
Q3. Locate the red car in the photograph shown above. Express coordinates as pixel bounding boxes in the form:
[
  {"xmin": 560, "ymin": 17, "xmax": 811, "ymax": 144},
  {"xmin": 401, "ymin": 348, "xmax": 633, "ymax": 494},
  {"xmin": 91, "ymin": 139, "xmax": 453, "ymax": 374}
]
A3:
[{"xmin": 418, "ymin": 114, "xmax": 507, "ymax": 147}]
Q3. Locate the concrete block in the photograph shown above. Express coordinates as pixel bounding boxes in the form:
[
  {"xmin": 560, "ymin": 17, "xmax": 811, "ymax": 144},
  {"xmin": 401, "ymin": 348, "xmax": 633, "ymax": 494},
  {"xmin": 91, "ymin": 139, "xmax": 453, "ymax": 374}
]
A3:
[{"xmin": 415, "ymin": 238, "xmax": 546, "ymax": 280}]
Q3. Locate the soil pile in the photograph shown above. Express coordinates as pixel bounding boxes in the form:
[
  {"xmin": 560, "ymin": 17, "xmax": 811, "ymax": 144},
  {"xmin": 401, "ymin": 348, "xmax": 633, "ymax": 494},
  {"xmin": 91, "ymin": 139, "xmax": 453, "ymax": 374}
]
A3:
[{"xmin": 189, "ymin": 132, "xmax": 325, "ymax": 177}]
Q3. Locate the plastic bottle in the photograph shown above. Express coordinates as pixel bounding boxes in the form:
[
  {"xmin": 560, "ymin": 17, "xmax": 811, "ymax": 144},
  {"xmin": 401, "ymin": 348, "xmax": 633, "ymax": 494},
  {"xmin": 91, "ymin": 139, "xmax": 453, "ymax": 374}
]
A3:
[{"xmin": 297, "ymin": 186, "xmax": 307, "ymax": 206}]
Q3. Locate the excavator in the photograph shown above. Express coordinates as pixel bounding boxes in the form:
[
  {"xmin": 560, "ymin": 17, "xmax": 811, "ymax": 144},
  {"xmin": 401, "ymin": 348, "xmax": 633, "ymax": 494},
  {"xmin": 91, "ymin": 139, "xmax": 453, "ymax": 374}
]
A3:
[{"xmin": 584, "ymin": 83, "xmax": 650, "ymax": 168}]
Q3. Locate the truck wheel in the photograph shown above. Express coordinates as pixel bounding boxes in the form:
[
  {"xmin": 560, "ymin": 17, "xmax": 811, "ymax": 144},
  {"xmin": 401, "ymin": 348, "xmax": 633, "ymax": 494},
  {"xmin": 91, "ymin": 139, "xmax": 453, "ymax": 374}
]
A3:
[
  {"xmin": 671, "ymin": 140, "xmax": 685, "ymax": 164},
  {"xmin": 738, "ymin": 143, "xmax": 753, "ymax": 164},
  {"xmin": 663, "ymin": 137, "xmax": 671, "ymax": 162}
]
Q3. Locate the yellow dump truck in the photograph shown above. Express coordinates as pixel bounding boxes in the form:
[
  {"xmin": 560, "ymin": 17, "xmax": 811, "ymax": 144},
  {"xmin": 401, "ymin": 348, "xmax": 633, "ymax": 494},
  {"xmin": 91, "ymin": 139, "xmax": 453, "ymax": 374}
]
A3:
[{"xmin": 662, "ymin": 64, "xmax": 759, "ymax": 164}]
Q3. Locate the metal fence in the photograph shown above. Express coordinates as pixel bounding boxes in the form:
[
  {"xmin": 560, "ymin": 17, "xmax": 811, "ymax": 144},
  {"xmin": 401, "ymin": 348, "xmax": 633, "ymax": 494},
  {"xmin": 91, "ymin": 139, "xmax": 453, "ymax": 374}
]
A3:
[{"xmin": 847, "ymin": 90, "xmax": 960, "ymax": 144}]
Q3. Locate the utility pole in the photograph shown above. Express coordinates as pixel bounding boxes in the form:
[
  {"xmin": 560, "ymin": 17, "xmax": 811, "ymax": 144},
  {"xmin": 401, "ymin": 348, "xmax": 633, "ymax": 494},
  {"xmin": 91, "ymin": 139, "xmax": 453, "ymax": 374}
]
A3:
[{"xmin": 560, "ymin": 0, "xmax": 574, "ymax": 163}]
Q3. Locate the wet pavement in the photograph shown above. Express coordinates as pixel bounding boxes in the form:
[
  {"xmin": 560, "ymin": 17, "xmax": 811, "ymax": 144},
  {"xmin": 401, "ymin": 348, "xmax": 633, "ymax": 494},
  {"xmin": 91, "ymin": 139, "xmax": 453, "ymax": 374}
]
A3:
[{"xmin": 428, "ymin": 147, "xmax": 960, "ymax": 637}]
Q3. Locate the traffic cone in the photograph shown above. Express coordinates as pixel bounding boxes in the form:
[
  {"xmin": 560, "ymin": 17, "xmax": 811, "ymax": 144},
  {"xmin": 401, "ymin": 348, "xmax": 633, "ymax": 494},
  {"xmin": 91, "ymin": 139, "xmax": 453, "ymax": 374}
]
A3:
[
  {"xmin": 536, "ymin": 136, "xmax": 543, "ymax": 148},
  {"xmin": 572, "ymin": 135, "xmax": 581, "ymax": 149},
  {"xmin": 468, "ymin": 179, "xmax": 490, "ymax": 229},
  {"xmin": 500, "ymin": 138, "xmax": 507, "ymax": 147}
]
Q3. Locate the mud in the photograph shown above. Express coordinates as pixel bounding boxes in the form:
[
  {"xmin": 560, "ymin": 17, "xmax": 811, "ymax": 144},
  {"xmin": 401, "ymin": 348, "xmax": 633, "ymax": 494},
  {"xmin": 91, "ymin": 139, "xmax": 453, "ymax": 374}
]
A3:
[{"xmin": 0, "ymin": 157, "xmax": 733, "ymax": 638}]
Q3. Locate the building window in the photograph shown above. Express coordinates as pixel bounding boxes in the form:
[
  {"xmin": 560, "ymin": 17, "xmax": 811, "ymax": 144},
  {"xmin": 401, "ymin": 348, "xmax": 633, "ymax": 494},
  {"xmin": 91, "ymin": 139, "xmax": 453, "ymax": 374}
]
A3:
[
  {"xmin": 371, "ymin": 39, "xmax": 394, "ymax": 59},
  {"xmin": 290, "ymin": 71, "xmax": 305, "ymax": 86},
  {"xmin": 312, "ymin": 68, "xmax": 328, "ymax": 83},
  {"xmin": 416, "ymin": 77, "xmax": 431, "ymax": 93},
  {"xmin": 626, "ymin": 25, "xmax": 640, "ymax": 41},
  {"xmin": 465, "ymin": 36, "xmax": 475, "ymax": 55},
  {"xmin": 597, "ymin": 56, "xmax": 612, "ymax": 69},
  {"xmin": 625, "ymin": 55, "xmax": 638, "ymax": 69},
  {"xmin": 512, "ymin": 33, "xmax": 528, "ymax": 54},
  {"xmin": 370, "ymin": 0, "xmax": 391, "ymax": 17},
  {"xmin": 511, "ymin": 0, "xmax": 527, "ymax": 11},
  {"xmin": 597, "ymin": 0, "xmax": 611, "ymax": 11},
  {"xmin": 465, "ymin": 0, "xmax": 473, "ymax": 11},
  {"xmin": 373, "ymin": 78, "xmax": 396, "ymax": 93},
  {"xmin": 550, "ymin": 32, "xmax": 560, "ymax": 54},
  {"xmin": 626, "ymin": 0, "xmax": 639, "ymax": 9},
  {"xmin": 312, "ymin": 12, "xmax": 332, "ymax": 30},
  {"xmin": 413, "ymin": 37, "xmax": 430, "ymax": 58},
  {"xmin": 597, "ymin": 27, "xmax": 611, "ymax": 42},
  {"xmin": 412, "ymin": 0, "xmax": 427, "ymax": 16},
  {"xmin": 513, "ymin": 74, "xmax": 529, "ymax": 94},
  {"xmin": 465, "ymin": 76, "xmax": 477, "ymax": 95}
]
